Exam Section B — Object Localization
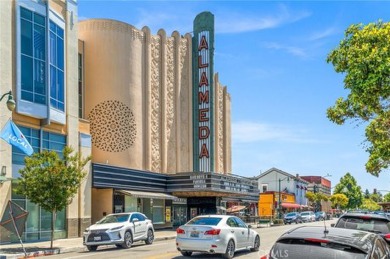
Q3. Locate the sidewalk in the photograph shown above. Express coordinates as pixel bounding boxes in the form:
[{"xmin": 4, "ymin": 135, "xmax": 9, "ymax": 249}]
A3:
[{"xmin": 0, "ymin": 229, "xmax": 177, "ymax": 259}]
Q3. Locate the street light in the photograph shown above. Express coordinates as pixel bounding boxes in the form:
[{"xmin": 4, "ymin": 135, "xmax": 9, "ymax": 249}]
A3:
[
  {"xmin": 278, "ymin": 176, "xmax": 290, "ymax": 219},
  {"xmin": 0, "ymin": 91, "xmax": 16, "ymax": 111}
]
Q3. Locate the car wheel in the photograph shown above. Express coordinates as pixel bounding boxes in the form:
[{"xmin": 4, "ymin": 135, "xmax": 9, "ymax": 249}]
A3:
[
  {"xmin": 86, "ymin": 245, "xmax": 98, "ymax": 251},
  {"xmin": 145, "ymin": 229, "xmax": 154, "ymax": 245},
  {"xmin": 250, "ymin": 235, "xmax": 260, "ymax": 252},
  {"xmin": 223, "ymin": 239, "xmax": 235, "ymax": 259},
  {"xmin": 181, "ymin": 251, "xmax": 192, "ymax": 257},
  {"xmin": 121, "ymin": 231, "xmax": 133, "ymax": 249}
]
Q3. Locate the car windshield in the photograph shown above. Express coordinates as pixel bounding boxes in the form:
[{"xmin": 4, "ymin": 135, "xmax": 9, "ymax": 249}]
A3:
[
  {"xmin": 286, "ymin": 213, "xmax": 297, "ymax": 217},
  {"xmin": 186, "ymin": 217, "xmax": 222, "ymax": 226},
  {"xmin": 335, "ymin": 216, "xmax": 390, "ymax": 234},
  {"xmin": 272, "ymin": 239, "xmax": 366, "ymax": 259},
  {"xmin": 301, "ymin": 212, "xmax": 309, "ymax": 216},
  {"xmin": 97, "ymin": 214, "xmax": 130, "ymax": 224}
]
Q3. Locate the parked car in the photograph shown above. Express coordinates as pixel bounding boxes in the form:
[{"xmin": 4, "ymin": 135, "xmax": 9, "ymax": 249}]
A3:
[
  {"xmin": 315, "ymin": 211, "xmax": 326, "ymax": 221},
  {"xmin": 262, "ymin": 226, "xmax": 390, "ymax": 259},
  {"xmin": 176, "ymin": 215, "xmax": 260, "ymax": 258},
  {"xmin": 283, "ymin": 212, "xmax": 302, "ymax": 224},
  {"xmin": 83, "ymin": 212, "xmax": 154, "ymax": 251},
  {"xmin": 300, "ymin": 211, "xmax": 315, "ymax": 222},
  {"xmin": 332, "ymin": 212, "xmax": 390, "ymax": 245}
]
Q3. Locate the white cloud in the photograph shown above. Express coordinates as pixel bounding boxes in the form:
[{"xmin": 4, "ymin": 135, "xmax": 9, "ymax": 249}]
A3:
[
  {"xmin": 216, "ymin": 4, "xmax": 311, "ymax": 34},
  {"xmin": 263, "ymin": 42, "xmax": 308, "ymax": 58},
  {"xmin": 232, "ymin": 121, "xmax": 319, "ymax": 144},
  {"xmin": 309, "ymin": 27, "xmax": 339, "ymax": 41}
]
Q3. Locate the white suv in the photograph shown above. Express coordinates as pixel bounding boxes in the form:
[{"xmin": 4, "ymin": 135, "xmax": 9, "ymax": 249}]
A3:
[{"xmin": 83, "ymin": 212, "xmax": 154, "ymax": 251}]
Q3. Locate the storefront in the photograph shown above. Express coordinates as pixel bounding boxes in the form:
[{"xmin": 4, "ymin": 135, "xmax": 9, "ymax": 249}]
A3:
[{"xmin": 92, "ymin": 164, "xmax": 260, "ymax": 228}]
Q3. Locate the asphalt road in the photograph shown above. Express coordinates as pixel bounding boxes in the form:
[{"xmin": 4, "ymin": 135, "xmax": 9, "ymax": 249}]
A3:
[{"xmin": 49, "ymin": 219, "xmax": 337, "ymax": 259}]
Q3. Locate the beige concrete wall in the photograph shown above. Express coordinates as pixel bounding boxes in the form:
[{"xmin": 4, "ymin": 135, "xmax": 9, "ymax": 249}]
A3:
[
  {"xmin": 91, "ymin": 188, "xmax": 113, "ymax": 224},
  {"xmin": 79, "ymin": 19, "xmax": 194, "ymax": 174}
]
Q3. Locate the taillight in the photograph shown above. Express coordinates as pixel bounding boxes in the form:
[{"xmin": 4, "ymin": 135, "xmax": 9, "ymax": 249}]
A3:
[
  {"xmin": 176, "ymin": 228, "xmax": 185, "ymax": 234},
  {"xmin": 260, "ymin": 254, "xmax": 269, "ymax": 259},
  {"xmin": 304, "ymin": 238, "xmax": 329, "ymax": 243},
  {"xmin": 384, "ymin": 234, "xmax": 390, "ymax": 241},
  {"xmin": 204, "ymin": 229, "xmax": 221, "ymax": 235}
]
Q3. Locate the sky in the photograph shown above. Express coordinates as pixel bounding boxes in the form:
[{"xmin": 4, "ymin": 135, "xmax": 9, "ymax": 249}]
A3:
[{"xmin": 78, "ymin": 1, "xmax": 390, "ymax": 194}]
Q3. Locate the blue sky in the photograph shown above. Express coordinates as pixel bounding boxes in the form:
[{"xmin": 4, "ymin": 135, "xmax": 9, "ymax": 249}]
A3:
[{"xmin": 78, "ymin": 1, "xmax": 390, "ymax": 194}]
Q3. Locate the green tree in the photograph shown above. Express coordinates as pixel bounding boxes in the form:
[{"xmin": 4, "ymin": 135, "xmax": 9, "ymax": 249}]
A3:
[
  {"xmin": 384, "ymin": 193, "xmax": 390, "ymax": 202},
  {"xmin": 15, "ymin": 146, "xmax": 91, "ymax": 248},
  {"xmin": 364, "ymin": 189, "xmax": 370, "ymax": 199},
  {"xmin": 333, "ymin": 173, "xmax": 363, "ymax": 209},
  {"xmin": 330, "ymin": 193, "xmax": 349, "ymax": 209},
  {"xmin": 326, "ymin": 20, "xmax": 390, "ymax": 176},
  {"xmin": 370, "ymin": 192, "xmax": 383, "ymax": 203},
  {"xmin": 360, "ymin": 198, "xmax": 381, "ymax": 211}
]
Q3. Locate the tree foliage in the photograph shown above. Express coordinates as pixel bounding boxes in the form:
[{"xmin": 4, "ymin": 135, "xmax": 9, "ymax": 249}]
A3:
[
  {"xmin": 330, "ymin": 193, "xmax": 349, "ymax": 209},
  {"xmin": 15, "ymin": 146, "xmax": 91, "ymax": 248},
  {"xmin": 384, "ymin": 193, "xmax": 390, "ymax": 202},
  {"xmin": 326, "ymin": 20, "xmax": 390, "ymax": 176},
  {"xmin": 360, "ymin": 198, "xmax": 381, "ymax": 211},
  {"xmin": 333, "ymin": 173, "xmax": 363, "ymax": 209}
]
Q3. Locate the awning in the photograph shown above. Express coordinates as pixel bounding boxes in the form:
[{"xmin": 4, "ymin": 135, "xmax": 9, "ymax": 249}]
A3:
[
  {"xmin": 281, "ymin": 203, "xmax": 301, "ymax": 209},
  {"xmin": 117, "ymin": 190, "xmax": 177, "ymax": 200},
  {"xmin": 226, "ymin": 205, "xmax": 246, "ymax": 213}
]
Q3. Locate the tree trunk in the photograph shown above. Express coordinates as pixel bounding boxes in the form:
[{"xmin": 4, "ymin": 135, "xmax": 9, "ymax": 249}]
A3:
[{"xmin": 50, "ymin": 210, "xmax": 56, "ymax": 249}]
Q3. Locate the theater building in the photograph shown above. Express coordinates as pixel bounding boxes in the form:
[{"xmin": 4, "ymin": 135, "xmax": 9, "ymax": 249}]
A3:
[{"xmin": 0, "ymin": 0, "xmax": 258, "ymax": 243}]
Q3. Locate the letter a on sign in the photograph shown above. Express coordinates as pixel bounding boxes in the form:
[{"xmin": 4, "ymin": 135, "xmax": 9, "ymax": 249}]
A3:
[{"xmin": 199, "ymin": 143, "xmax": 209, "ymax": 158}]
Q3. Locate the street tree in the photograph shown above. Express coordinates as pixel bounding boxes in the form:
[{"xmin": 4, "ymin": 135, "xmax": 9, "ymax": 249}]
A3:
[
  {"xmin": 333, "ymin": 173, "xmax": 363, "ymax": 209},
  {"xmin": 370, "ymin": 192, "xmax": 383, "ymax": 203},
  {"xmin": 360, "ymin": 198, "xmax": 381, "ymax": 211},
  {"xmin": 15, "ymin": 146, "xmax": 91, "ymax": 248},
  {"xmin": 364, "ymin": 189, "xmax": 370, "ymax": 199},
  {"xmin": 384, "ymin": 193, "xmax": 390, "ymax": 202},
  {"xmin": 305, "ymin": 192, "xmax": 329, "ymax": 211},
  {"xmin": 326, "ymin": 20, "xmax": 390, "ymax": 176},
  {"xmin": 330, "ymin": 193, "xmax": 349, "ymax": 209}
]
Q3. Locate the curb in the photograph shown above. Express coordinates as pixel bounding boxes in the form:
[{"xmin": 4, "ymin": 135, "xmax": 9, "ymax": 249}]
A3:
[{"xmin": 0, "ymin": 235, "xmax": 177, "ymax": 259}]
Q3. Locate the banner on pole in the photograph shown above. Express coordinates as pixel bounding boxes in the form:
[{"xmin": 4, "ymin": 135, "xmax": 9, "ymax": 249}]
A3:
[{"xmin": 0, "ymin": 120, "xmax": 33, "ymax": 156}]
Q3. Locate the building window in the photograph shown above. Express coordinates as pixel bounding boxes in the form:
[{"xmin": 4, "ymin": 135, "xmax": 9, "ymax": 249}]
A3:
[
  {"xmin": 261, "ymin": 184, "xmax": 268, "ymax": 193},
  {"xmin": 152, "ymin": 199, "xmax": 165, "ymax": 224},
  {"xmin": 20, "ymin": 7, "xmax": 46, "ymax": 105},
  {"xmin": 49, "ymin": 21, "xmax": 64, "ymax": 111},
  {"xmin": 19, "ymin": 6, "xmax": 65, "ymax": 112},
  {"xmin": 11, "ymin": 125, "xmax": 67, "ymax": 242},
  {"xmin": 78, "ymin": 53, "xmax": 83, "ymax": 118}
]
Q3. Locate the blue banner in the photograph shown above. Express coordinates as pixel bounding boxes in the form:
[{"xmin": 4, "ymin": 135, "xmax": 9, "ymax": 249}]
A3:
[{"xmin": 0, "ymin": 120, "xmax": 33, "ymax": 156}]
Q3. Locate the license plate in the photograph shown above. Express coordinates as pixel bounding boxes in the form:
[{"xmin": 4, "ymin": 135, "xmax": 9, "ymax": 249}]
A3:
[
  {"xmin": 94, "ymin": 236, "xmax": 101, "ymax": 241},
  {"xmin": 190, "ymin": 231, "xmax": 199, "ymax": 238}
]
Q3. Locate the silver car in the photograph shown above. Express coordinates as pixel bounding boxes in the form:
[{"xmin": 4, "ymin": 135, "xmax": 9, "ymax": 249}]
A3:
[
  {"xmin": 176, "ymin": 215, "xmax": 260, "ymax": 259},
  {"xmin": 83, "ymin": 212, "xmax": 154, "ymax": 251},
  {"xmin": 300, "ymin": 211, "xmax": 316, "ymax": 222}
]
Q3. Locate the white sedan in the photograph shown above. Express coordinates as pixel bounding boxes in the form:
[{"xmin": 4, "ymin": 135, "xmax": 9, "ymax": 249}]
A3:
[
  {"xmin": 83, "ymin": 212, "xmax": 154, "ymax": 251},
  {"xmin": 176, "ymin": 215, "xmax": 260, "ymax": 258}
]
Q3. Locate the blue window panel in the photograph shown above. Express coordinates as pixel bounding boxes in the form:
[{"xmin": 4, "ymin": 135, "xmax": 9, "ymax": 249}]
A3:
[
  {"xmin": 49, "ymin": 21, "xmax": 56, "ymax": 32},
  {"xmin": 50, "ymin": 65, "xmax": 56, "ymax": 98},
  {"xmin": 57, "ymin": 26, "xmax": 64, "ymax": 39},
  {"xmin": 50, "ymin": 32, "xmax": 56, "ymax": 66},
  {"xmin": 34, "ymin": 59, "xmax": 45, "ymax": 94},
  {"xmin": 35, "ymin": 93, "xmax": 46, "ymax": 105},
  {"xmin": 49, "ymin": 133, "xmax": 66, "ymax": 143},
  {"xmin": 20, "ymin": 7, "xmax": 32, "ymax": 20},
  {"xmin": 21, "ymin": 19, "xmax": 33, "ymax": 56},
  {"xmin": 21, "ymin": 91, "xmax": 33, "ymax": 102},
  {"xmin": 33, "ymin": 24, "xmax": 45, "ymax": 60},
  {"xmin": 21, "ymin": 55, "xmax": 33, "ymax": 92},
  {"xmin": 57, "ymin": 70, "xmax": 64, "ymax": 103},
  {"xmin": 57, "ymin": 37, "xmax": 64, "ymax": 69},
  {"xmin": 34, "ymin": 13, "xmax": 45, "ymax": 26}
]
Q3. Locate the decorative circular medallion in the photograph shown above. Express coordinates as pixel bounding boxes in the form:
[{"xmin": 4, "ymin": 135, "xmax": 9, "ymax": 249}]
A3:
[{"xmin": 88, "ymin": 100, "xmax": 136, "ymax": 152}]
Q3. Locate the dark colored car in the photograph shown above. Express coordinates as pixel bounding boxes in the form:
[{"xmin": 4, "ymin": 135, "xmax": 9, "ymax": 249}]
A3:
[
  {"xmin": 333, "ymin": 213, "xmax": 390, "ymax": 245},
  {"xmin": 315, "ymin": 211, "xmax": 326, "ymax": 221},
  {"xmin": 283, "ymin": 212, "xmax": 302, "ymax": 224},
  {"xmin": 262, "ymin": 226, "xmax": 390, "ymax": 259}
]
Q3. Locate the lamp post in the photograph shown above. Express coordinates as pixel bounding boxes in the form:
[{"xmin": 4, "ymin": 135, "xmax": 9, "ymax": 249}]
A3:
[
  {"xmin": 0, "ymin": 91, "xmax": 16, "ymax": 111},
  {"xmin": 278, "ymin": 176, "xmax": 290, "ymax": 219}
]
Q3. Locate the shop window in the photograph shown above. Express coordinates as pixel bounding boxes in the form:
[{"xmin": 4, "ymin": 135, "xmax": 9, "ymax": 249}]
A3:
[
  {"xmin": 262, "ymin": 184, "xmax": 268, "ymax": 193},
  {"xmin": 152, "ymin": 199, "xmax": 165, "ymax": 224}
]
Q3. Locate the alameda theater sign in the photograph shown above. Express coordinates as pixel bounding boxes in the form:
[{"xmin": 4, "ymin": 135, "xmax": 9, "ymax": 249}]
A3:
[{"xmin": 193, "ymin": 12, "xmax": 215, "ymax": 172}]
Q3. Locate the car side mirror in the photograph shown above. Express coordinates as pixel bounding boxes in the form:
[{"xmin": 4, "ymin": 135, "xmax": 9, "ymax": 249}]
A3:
[
  {"xmin": 248, "ymin": 225, "xmax": 252, "ymax": 229},
  {"xmin": 132, "ymin": 218, "xmax": 139, "ymax": 222},
  {"xmin": 331, "ymin": 223, "xmax": 335, "ymax": 227}
]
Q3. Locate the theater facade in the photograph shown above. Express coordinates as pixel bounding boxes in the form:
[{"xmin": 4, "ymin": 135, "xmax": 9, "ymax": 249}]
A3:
[{"xmin": 0, "ymin": 0, "xmax": 259, "ymax": 243}]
